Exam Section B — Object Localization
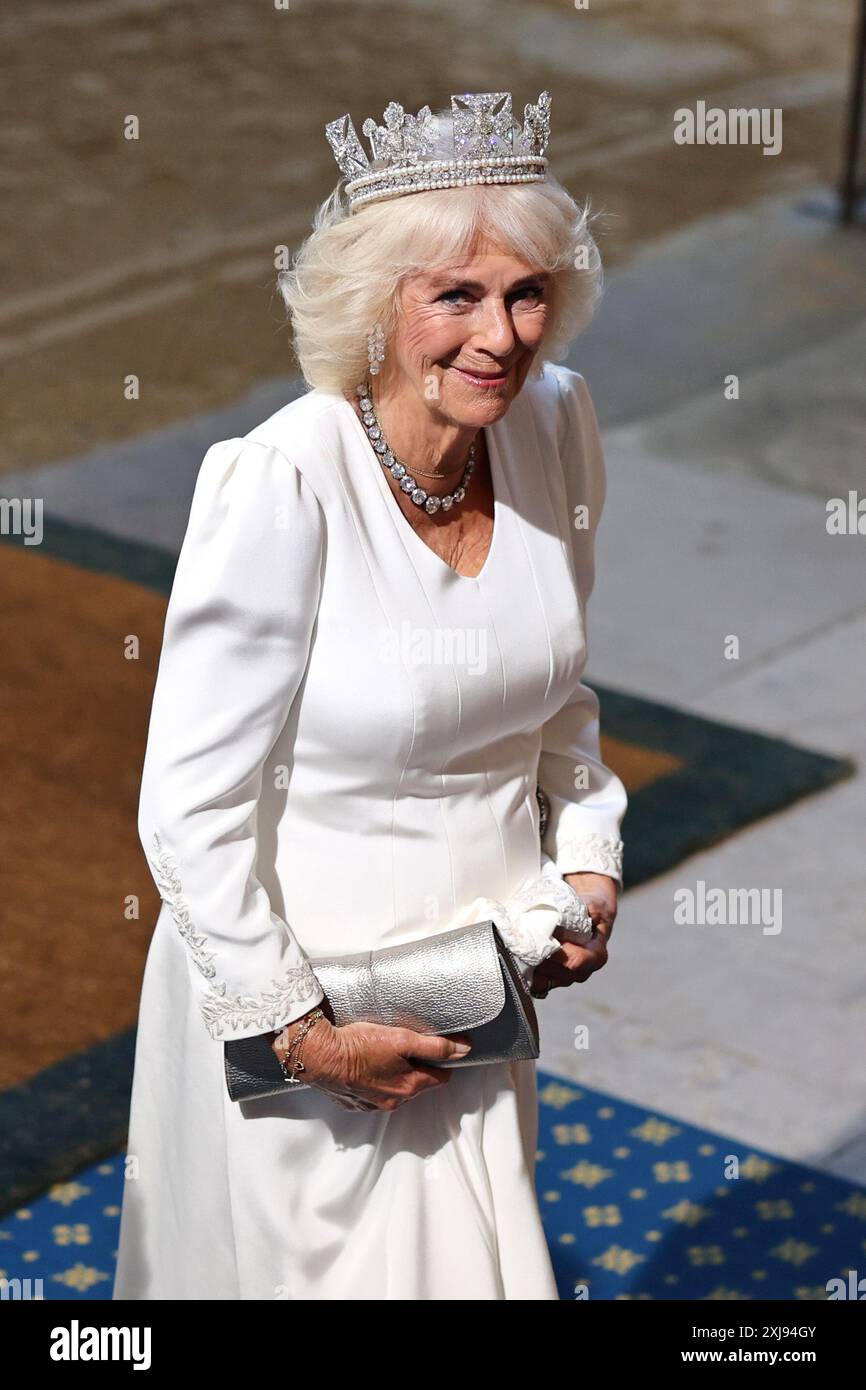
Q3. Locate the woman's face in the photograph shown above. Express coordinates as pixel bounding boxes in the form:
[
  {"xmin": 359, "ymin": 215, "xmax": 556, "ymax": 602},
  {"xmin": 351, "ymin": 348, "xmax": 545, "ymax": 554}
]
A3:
[{"xmin": 384, "ymin": 241, "xmax": 550, "ymax": 427}]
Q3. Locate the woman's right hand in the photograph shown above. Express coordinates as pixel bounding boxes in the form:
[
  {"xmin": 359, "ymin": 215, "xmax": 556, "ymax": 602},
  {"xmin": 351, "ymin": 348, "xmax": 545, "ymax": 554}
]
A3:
[{"xmin": 274, "ymin": 1013, "xmax": 472, "ymax": 1112}]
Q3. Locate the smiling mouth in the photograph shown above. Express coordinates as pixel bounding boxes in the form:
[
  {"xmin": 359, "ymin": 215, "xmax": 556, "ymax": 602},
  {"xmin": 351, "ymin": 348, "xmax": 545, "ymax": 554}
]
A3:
[{"xmin": 451, "ymin": 364, "xmax": 512, "ymax": 384}]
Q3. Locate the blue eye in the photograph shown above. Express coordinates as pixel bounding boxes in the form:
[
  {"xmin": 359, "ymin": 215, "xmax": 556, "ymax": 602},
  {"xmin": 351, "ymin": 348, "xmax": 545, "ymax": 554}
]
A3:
[{"xmin": 438, "ymin": 285, "xmax": 545, "ymax": 305}]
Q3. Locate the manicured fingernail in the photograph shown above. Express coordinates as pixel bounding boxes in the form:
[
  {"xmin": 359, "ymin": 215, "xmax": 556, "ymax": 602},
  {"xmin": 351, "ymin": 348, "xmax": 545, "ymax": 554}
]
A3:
[{"xmin": 453, "ymin": 1043, "xmax": 472, "ymax": 1056}]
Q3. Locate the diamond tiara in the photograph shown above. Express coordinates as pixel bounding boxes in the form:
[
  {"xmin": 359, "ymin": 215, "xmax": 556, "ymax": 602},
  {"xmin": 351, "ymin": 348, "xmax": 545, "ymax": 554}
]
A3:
[{"xmin": 325, "ymin": 90, "xmax": 552, "ymax": 213}]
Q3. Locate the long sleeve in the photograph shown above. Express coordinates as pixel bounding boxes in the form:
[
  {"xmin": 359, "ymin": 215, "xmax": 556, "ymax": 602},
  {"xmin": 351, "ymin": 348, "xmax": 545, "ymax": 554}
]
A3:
[
  {"xmin": 537, "ymin": 369, "xmax": 627, "ymax": 887},
  {"xmin": 138, "ymin": 437, "xmax": 326, "ymax": 1040}
]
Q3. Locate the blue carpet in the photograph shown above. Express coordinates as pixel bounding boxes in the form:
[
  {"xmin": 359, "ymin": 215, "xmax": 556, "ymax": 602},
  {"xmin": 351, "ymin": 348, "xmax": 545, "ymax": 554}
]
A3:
[
  {"xmin": 535, "ymin": 1078, "xmax": 864, "ymax": 1300},
  {"xmin": 1, "ymin": 1075, "xmax": 862, "ymax": 1301}
]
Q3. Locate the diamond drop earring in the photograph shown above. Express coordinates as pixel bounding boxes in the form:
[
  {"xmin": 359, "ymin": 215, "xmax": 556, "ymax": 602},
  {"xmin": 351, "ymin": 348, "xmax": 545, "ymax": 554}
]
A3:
[{"xmin": 366, "ymin": 323, "xmax": 385, "ymax": 375}]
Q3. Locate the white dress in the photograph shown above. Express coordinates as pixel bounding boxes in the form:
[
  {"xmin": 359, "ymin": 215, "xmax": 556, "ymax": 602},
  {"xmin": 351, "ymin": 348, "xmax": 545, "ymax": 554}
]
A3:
[{"xmin": 112, "ymin": 361, "xmax": 627, "ymax": 1301}]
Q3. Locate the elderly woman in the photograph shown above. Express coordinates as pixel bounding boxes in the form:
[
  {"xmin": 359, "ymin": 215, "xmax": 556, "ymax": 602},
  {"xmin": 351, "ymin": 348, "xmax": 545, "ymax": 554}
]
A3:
[{"xmin": 114, "ymin": 90, "xmax": 627, "ymax": 1302}]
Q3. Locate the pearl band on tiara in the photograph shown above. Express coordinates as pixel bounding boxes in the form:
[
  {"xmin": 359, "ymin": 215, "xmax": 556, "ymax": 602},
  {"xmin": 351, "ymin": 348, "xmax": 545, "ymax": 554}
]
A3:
[{"xmin": 325, "ymin": 91, "xmax": 552, "ymax": 213}]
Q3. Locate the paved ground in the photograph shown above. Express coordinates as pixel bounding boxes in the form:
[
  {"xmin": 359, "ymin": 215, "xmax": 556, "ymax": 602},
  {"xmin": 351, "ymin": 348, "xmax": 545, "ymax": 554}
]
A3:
[
  {"xmin": 540, "ymin": 187, "xmax": 866, "ymax": 1186},
  {"xmin": 2, "ymin": 5, "xmax": 864, "ymax": 1181},
  {"xmin": 0, "ymin": 0, "xmax": 856, "ymax": 467}
]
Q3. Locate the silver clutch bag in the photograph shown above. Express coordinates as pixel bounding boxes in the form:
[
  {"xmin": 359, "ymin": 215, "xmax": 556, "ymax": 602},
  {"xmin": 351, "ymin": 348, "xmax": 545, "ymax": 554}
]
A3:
[{"xmin": 223, "ymin": 919, "xmax": 540, "ymax": 1103}]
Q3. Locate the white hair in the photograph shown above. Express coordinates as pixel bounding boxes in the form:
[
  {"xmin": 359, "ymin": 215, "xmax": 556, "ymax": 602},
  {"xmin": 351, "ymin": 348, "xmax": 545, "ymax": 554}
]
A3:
[{"xmin": 277, "ymin": 107, "xmax": 604, "ymax": 396}]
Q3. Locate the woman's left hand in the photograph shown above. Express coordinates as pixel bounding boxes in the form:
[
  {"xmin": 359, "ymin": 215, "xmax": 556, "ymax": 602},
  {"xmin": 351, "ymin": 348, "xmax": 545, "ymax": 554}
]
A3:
[{"xmin": 530, "ymin": 872, "xmax": 619, "ymax": 996}]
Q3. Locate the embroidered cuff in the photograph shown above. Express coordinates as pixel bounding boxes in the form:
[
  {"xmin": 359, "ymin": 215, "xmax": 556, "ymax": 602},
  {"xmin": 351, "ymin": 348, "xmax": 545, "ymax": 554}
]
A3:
[
  {"xmin": 554, "ymin": 833, "xmax": 624, "ymax": 886},
  {"xmin": 198, "ymin": 969, "xmax": 324, "ymax": 1040},
  {"xmin": 448, "ymin": 859, "xmax": 596, "ymax": 989},
  {"xmin": 147, "ymin": 831, "xmax": 323, "ymax": 1040}
]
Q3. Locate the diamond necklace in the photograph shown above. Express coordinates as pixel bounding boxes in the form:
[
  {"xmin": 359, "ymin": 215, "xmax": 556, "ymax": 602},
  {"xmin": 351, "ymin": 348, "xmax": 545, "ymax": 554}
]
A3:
[{"xmin": 355, "ymin": 381, "xmax": 476, "ymax": 514}]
